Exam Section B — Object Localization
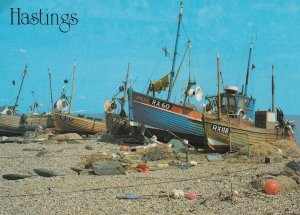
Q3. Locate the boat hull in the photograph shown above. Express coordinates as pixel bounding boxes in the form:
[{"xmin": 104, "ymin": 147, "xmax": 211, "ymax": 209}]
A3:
[
  {"xmin": 26, "ymin": 115, "xmax": 54, "ymax": 130},
  {"xmin": 128, "ymin": 89, "xmax": 205, "ymax": 146},
  {"xmin": 54, "ymin": 113, "xmax": 106, "ymax": 134},
  {"xmin": 105, "ymin": 113, "xmax": 131, "ymax": 136},
  {"xmin": 204, "ymin": 116, "xmax": 284, "ymax": 153},
  {"xmin": 0, "ymin": 114, "xmax": 26, "ymax": 136}
]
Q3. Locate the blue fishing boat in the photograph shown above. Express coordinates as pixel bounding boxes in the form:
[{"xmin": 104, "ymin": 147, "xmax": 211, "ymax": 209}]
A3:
[{"xmin": 127, "ymin": 2, "xmax": 206, "ymax": 145}]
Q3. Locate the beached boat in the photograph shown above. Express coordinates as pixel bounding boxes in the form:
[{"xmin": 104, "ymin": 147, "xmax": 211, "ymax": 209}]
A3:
[
  {"xmin": 0, "ymin": 113, "xmax": 26, "ymax": 136},
  {"xmin": 54, "ymin": 112, "xmax": 105, "ymax": 134},
  {"xmin": 127, "ymin": 2, "xmax": 205, "ymax": 145},
  {"xmin": 104, "ymin": 64, "xmax": 133, "ymax": 137},
  {"xmin": 0, "ymin": 65, "xmax": 52, "ymax": 136},
  {"xmin": 203, "ymin": 51, "xmax": 290, "ymax": 153},
  {"xmin": 53, "ymin": 62, "xmax": 106, "ymax": 134}
]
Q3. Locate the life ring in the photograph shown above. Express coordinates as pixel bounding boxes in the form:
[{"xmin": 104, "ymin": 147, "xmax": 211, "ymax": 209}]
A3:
[{"xmin": 237, "ymin": 108, "xmax": 246, "ymax": 119}]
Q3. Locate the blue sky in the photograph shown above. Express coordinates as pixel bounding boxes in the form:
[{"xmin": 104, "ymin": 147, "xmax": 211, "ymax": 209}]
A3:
[{"xmin": 0, "ymin": 0, "xmax": 299, "ymax": 115}]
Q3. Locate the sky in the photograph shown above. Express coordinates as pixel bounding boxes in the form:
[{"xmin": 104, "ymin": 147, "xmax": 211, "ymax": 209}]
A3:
[{"xmin": 0, "ymin": 0, "xmax": 299, "ymax": 115}]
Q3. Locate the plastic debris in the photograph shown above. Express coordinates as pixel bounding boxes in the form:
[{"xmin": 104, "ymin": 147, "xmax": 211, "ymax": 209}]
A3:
[
  {"xmin": 171, "ymin": 189, "xmax": 184, "ymax": 199},
  {"xmin": 120, "ymin": 145, "xmax": 129, "ymax": 151},
  {"xmin": 135, "ymin": 162, "xmax": 150, "ymax": 173},
  {"xmin": 206, "ymin": 153, "xmax": 224, "ymax": 161},
  {"xmin": 189, "ymin": 161, "xmax": 197, "ymax": 166},
  {"xmin": 117, "ymin": 194, "xmax": 141, "ymax": 200}
]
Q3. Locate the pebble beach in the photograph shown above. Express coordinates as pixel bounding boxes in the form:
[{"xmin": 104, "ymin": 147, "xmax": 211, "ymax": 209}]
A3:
[{"xmin": 1, "ymin": 137, "xmax": 300, "ymax": 215}]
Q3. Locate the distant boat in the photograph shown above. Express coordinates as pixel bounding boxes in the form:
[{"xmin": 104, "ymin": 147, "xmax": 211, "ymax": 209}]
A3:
[
  {"xmin": 127, "ymin": 2, "xmax": 206, "ymax": 146},
  {"xmin": 0, "ymin": 65, "xmax": 52, "ymax": 136},
  {"xmin": 104, "ymin": 64, "xmax": 131, "ymax": 136},
  {"xmin": 53, "ymin": 61, "xmax": 106, "ymax": 135},
  {"xmin": 203, "ymin": 50, "xmax": 292, "ymax": 153},
  {"xmin": 0, "ymin": 112, "xmax": 26, "ymax": 136}
]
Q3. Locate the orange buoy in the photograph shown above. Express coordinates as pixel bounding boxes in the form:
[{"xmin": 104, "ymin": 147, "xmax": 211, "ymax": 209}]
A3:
[{"xmin": 264, "ymin": 179, "xmax": 279, "ymax": 195}]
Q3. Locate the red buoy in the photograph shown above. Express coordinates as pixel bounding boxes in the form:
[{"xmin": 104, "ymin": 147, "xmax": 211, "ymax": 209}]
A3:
[
  {"xmin": 185, "ymin": 191, "xmax": 197, "ymax": 200},
  {"xmin": 264, "ymin": 179, "xmax": 279, "ymax": 195}
]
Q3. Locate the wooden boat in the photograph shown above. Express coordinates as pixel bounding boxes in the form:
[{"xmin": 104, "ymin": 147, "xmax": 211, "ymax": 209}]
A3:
[
  {"xmin": 54, "ymin": 112, "xmax": 105, "ymax": 134},
  {"xmin": 203, "ymin": 114, "xmax": 284, "ymax": 153},
  {"xmin": 203, "ymin": 51, "xmax": 290, "ymax": 153},
  {"xmin": 0, "ymin": 66, "xmax": 54, "ymax": 136},
  {"xmin": 53, "ymin": 62, "xmax": 106, "ymax": 134},
  {"xmin": 0, "ymin": 113, "xmax": 26, "ymax": 136},
  {"xmin": 104, "ymin": 64, "xmax": 132, "ymax": 137},
  {"xmin": 127, "ymin": 2, "xmax": 206, "ymax": 145}
]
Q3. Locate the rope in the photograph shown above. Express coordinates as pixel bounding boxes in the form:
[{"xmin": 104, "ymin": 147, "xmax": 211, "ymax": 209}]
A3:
[{"xmin": 0, "ymin": 166, "xmax": 259, "ymax": 198}]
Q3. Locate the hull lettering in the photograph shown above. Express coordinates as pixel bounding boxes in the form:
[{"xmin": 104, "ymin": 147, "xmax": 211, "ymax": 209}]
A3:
[{"xmin": 211, "ymin": 124, "xmax": 230, "ymax": 134}]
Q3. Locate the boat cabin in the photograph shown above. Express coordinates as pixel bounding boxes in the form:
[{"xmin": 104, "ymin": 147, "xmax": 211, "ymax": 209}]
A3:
[{"xmin": 205, "ymin": 86, "xmax": 255, "ymax": 122}]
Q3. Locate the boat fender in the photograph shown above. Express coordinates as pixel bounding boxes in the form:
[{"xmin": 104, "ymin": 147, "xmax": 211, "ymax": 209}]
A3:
[{"xmin": 237, "ymin": 109, "xmax": 246, "ymax": 119}]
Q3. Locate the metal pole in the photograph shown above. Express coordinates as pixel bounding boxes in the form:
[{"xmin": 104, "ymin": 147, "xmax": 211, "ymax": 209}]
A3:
[
  {"xmin": 14, "ymin": 65, "xmax": 28, "ymax": 112},
  {"xmin": 272, "ymin": 65, "xmax": 275, "ymax": 112},
  {"xmin": 69, "ymin": 60, "xmax": 76, "ymax": 114},
  {"xmin": 48, "ymin": 69, "xmax": 54, "ymax": 112},
  {"xmin": 217, "ymin": 53, "xmax": 221, "ymax": 119},
  {"xmin": 167, "ymin": 2, "xmax": 183, "ymax": 101},
  {"xmin": 244, "ymin": 42, "xmax": 253, "ymax": 96}
]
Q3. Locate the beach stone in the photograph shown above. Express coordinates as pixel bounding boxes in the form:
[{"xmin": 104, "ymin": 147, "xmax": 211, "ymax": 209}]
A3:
[
  {"xmin": 33, "ymin": 168, "xmax": 59, "ymax": 177},
  {"xmin": 91, "ymin": 161, "xmax": 126, "ymax": 176}
]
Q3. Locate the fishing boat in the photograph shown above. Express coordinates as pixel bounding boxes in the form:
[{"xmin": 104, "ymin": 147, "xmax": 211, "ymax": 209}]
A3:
[
  {"xmin": 0, "ymin": 65, "xmax": 52, "ymax": 136},
  {"xmin": 104, "ymin": 64, "xmax": 132, "ymax": 136},
  {"xmin": 203, "ymin": 49, "xmax": 292, "ymax": 153},
  {"xmin": 53, "ymin": 62, "xmax": 106, "ymax": 135},
  {"xmin": 127, "ymin": 2, "xmax": 206, "ymax": 145}
]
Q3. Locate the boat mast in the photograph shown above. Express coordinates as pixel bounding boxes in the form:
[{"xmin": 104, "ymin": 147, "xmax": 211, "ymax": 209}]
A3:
[
  {"xmin": 69, "ymin": 60, "xmax": 76, "ymax": 114},
  {"xmin": 243, "ymin": 42, "xmax": 253, "ymax": 96},
  {"xmin": 272, "ymin": 64, "xmax": 275, "ymax": 112},
  {"xmin": 48, "ymin": 69, "xmax": 54, "ymax": 112},
  {"xmin": 120, "ymin": 63, "xmax": 130, "ymax": 116},
  {"xmin": 217, "ymin": 53, "xmax": 221, "ymax": 119},
  {"xmin": 14, "ymin": 64, "xmax": 28, "ymax": 112},
  {"xmin": 167, "ymin": 2, "xmax": 183, "ymax": 101}
]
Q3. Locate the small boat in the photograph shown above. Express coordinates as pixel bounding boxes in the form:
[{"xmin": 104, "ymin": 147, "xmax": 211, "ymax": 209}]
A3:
[
  {"xmin": 0, "ymin": 111, "xmax": 26, "ymax": 136},
  {"xmin": 53, "ymin": 62, "xmax": 106, "ymax": 134},
  {"xmin": 0, "ymin": 65, "xmax": 50, "ymax": 136},
  {"xmin": 127, "ymin": 2, "xmax": 206, "ymax": 145},
  {"xmin": 203, "ymin": 49, "xmax": 292, "ymax": 153},
  {"xmin": 104, "ymin": 64, "xmax": 132, "ymax": 136},
  {"xmin": 54, "ymin": 112, "xmax": 106, "ymax": 134}
]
